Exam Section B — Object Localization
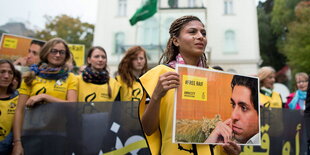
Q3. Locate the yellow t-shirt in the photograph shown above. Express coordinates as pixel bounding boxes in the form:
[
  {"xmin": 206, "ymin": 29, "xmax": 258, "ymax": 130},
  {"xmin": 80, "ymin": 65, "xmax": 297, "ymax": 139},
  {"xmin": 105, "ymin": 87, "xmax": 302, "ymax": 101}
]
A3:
[
  {"xmin": 0, "ymin": 92, "xmax": 19, "ymax": 141},
  {"xmin": 77, "ymin": 75, "xmax": 121, "ymax": 102},
  {"xmin": 19, "ymin": 73, "xmax": 78, "ymax": 100},
  {"xmin": 139, "ymin": 65, "xmax": 226, "ymax": 155},
  {"xmin": 260, "ymin": 91, "xmax": 282, "ymax": 108},
  {"xmin": 115, "ymin": 75, "xmax": 143, "ymax": 102}
]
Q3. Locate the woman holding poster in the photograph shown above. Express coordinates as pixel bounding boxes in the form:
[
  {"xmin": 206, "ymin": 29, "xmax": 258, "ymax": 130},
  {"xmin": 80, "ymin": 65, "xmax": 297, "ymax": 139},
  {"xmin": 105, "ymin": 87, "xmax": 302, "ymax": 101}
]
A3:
[
  {"xmin": 139, "ymin": 15, "xmax": 240, "ymax": 155},
  {"xmin": 12, "ymin": 38, "xmax": 78, "ymax": 155}
]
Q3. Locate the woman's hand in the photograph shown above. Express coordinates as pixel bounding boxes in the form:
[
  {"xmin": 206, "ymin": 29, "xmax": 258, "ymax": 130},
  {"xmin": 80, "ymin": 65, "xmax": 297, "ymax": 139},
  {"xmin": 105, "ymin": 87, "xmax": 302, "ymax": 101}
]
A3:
[
  {"xmin": 223, "ymin": 141, "xmax": 241, "ymax": 155},
  {"xmin": 12, "ymin": 142, "xmax": 24, "ymax": 155},
  {"xmin": 25, "ymin": 94, "xmax": 45, "ymax": 106},
  {"xmin": 205, "ymin": 119, "xmax": 232, "ymax": 143},
  {"xmin": 152, "ymin": 71, "xmax": 180, "ymax": 99},
  {"xmin": 141, "ymin": 71, "xmax": 180, "ymax": 136}
]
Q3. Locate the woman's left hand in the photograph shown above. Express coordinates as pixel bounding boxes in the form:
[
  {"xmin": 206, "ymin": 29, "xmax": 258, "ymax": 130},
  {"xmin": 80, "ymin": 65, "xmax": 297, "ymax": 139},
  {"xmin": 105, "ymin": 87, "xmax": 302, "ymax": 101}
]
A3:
[
  {"xmin": 25, "ymin": 94, "xmax": 45, "ymax": 106},
  {"xmin": 223, "ymin": 141, "xmax": 241, "ymax": 155}
]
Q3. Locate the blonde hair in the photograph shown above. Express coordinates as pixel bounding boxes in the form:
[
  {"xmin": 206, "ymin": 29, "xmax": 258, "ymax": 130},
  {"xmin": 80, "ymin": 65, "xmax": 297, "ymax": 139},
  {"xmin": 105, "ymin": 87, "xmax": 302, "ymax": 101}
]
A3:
[
  {"xmin": 295, "ymin": 72, "xmax": 309, "ymax": 81},
  {"xmin": 257, "ymin": 66, "xmax": 275, "ymax": 83}
]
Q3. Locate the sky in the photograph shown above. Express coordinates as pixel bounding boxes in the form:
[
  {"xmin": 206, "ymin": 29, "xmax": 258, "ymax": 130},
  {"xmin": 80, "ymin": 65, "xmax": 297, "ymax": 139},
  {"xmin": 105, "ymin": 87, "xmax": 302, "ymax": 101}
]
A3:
[
  {"xmin": 0, "ymin": 0, "xmax": 98, "ymax": 30},
  {"xmin": 0, "ymin": 0, "xmax": 263, "ymax": 30}
]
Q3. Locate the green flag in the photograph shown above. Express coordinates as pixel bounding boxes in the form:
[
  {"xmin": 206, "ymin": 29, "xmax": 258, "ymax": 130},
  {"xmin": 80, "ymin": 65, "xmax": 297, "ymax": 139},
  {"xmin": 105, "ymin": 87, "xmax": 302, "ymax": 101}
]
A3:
[{"xmin": 129, "ymin": 0, "xmax": 157, "ymax": 26}]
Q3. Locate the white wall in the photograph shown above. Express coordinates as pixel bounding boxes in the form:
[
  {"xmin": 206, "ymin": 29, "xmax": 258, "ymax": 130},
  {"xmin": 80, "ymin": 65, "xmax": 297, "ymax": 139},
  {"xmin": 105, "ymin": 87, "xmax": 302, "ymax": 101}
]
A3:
[
  {"xmin": 206, "ymin": 0, "xmax": 260, "ymax": 75},
  {"xmin": 94, "ymin": 0, "xmax": 260, "ymax": 75}
]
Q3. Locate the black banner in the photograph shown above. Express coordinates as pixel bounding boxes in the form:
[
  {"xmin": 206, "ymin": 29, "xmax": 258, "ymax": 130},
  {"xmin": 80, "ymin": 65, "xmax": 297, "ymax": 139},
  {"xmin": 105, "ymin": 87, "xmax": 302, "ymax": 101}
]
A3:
[
  {"xmin": 241, "ymin": 108, "xmax": 308, "ymax": 154},
  {"xmin": 22, "ymin": 103, "xmax": 308, "ymax": 154},
  {"xmin": 22, "ymin": 101, "xmax": 149, "ymax": 155}
]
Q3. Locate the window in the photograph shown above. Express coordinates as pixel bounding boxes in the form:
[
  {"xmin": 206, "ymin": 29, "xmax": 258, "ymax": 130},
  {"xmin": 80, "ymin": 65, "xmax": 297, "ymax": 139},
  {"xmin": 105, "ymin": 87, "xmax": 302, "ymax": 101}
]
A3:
[
  {"xmin": 139, "ymin": 17, "xmax": 159, "ymax": 45},
  {"xmin": 115, "ymin": 32, "xmax": 125, "ymax": 54},
  {"xmin": 224, "ymin": 0, "xmax": 233, "ymax": 15},
  {"xmin": 162, "ymin": 18, "xmax": 174, "ymax": 47},
  {"xmin": 188, "ymin": 0, "xmax": 196, "ymax": 7},
  {"xmin": 168, "ymin": 0, "xmax": 178, "ymax": 8},
  {"xmin": 118, "ymin": 0, "xmax": 127, "ymax": 16},
  {"xmin": 223, "ymin": 30, "xmax": 237, "ymax": 53}
]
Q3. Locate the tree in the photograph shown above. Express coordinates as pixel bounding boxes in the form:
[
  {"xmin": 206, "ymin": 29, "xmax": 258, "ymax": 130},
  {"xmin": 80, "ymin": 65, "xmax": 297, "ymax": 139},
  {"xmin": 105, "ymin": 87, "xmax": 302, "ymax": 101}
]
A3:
[
  {"xmin": 282, "ymin": 1, "xmax": 310, "ymax": 74},
  {"xmin": 271, "ymin": 0, "xmax": 301, "ymax": 35},
  {"xmin": 257, "ymin": 1, "xmax": 287, "ymax": 70},
  {"xmin": 35, "ymin": 14, "xmax": 94, "ymax": 50}
]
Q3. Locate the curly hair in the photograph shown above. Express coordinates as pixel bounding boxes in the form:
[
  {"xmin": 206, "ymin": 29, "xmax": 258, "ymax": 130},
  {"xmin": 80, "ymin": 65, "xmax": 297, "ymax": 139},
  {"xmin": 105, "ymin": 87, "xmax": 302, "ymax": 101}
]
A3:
[
  {"xmin": 159, "ymin": 15, "xmax": 208, "ymax": 68},
  {"xmin": 118, "ymin": 46, "xmax": 148, "ymax": 88}
]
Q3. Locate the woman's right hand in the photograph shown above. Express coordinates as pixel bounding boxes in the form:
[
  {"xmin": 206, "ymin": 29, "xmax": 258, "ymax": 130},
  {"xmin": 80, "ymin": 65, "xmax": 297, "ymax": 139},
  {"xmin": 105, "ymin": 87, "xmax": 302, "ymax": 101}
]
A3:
[
  {"xmin": 153, "ymin": 71, "xmax": 180, "ymax": 99},
  {"xmin": 141, "ymin": 71, "xmax": 180, "ymax": 136},
  {"xmin": 12, "ymin": 142, "xmax": 24, "ymax": 155}
]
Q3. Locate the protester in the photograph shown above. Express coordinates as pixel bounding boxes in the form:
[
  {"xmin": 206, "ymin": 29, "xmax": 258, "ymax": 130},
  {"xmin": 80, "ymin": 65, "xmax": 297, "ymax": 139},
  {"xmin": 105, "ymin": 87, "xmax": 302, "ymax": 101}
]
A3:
[
  {"xmin": 286, "ymin": 72, "xmax": 308, "ymax": 110},
  {"xmin": 258, "ymin": 66, "xmax": 283, "ymax": 108},
  {"xmin": 12, "ymin": 38, "xmax": 78, "ymax": 155},
  {"xmin": 304, "ymin": 76, "xmax": 310, "ymax": 154},
  {"xmin": 12, "ymin": 70, "xmax": 22, "ymax": 90},
  {"xmin": 205, "ymin": 75, "xmax": 259, "ymax": 144},
  {"xmin": 0, "ymin": 60, "xmax": 18, "ymax": 155},
  {"xmin": 139, "ymin": 15, "xmax": 240, "ymax": 155},
  {"xmin": 13, "ymin": 40, "xmax": 45, "ymax": 66},
  {"xmin": 116, "ymin": 46, "xmax": 148, "ymax": 101},
  {"xmin": 212, "ymin": 65, "xmax": 224, "ymax": 71},
  {"xmin": 77, "ymin": 46, "xmax": 120, "ymax": 102},
  {"xmin": 273, "ymin": 73, "xmax": 290, "ymax": 104}
]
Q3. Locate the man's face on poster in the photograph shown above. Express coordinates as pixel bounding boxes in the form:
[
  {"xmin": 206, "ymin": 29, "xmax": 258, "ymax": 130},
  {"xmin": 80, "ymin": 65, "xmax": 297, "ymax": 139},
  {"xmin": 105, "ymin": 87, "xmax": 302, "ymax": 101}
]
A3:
[
  {"xmin": 230, "ymin": 85, "xmax": 258, "ymax": 143},
  {"xmin": 26, "ymin": 43, "xmax": 41, "ymax": 66}
]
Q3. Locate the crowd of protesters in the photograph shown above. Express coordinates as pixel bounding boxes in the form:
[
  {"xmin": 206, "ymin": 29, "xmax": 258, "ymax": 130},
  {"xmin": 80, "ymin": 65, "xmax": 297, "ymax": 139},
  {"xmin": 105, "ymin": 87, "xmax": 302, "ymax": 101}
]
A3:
[{"xmin": 0, "ymin": 15, "xmax": 309, "ymax": 155}]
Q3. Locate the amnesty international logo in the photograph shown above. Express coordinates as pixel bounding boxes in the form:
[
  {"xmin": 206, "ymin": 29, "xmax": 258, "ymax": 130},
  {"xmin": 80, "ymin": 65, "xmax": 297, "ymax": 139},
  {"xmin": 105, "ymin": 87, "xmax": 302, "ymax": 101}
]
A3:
[
  {"xmin": 85, "ymin": 92, "xmax": 96, "ymax": 102},
  {"xmin": 36, "ymin": 87, "xmax": 47, "ymax": 95},
  {"xmin": 131, "ymin": 88, "xmax": 141, "ymax": 101},
  {"xmin": 182, "ymin": 75, "xmax": 207, "ymax": 101},
  {"xmin": 9, "ymin": 102, "xmax": 16, "ymax": 109}
]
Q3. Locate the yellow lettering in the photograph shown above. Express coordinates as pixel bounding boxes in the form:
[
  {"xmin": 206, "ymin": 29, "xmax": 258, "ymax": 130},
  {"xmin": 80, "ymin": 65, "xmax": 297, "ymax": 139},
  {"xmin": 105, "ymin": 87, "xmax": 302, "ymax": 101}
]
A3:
[
  {"xmin": 282, "ymin": 141, "xmax": 291, "ymax": 155},
  {"xmin": 295, "ymin": 124, "xmax": 301, "ymax": 155}
]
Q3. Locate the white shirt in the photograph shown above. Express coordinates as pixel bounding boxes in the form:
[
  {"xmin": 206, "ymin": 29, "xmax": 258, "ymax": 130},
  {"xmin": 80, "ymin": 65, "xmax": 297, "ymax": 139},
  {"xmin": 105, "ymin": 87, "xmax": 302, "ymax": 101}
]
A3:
[{"xmin": 246, "ymin": 133, "xmax": 260, "ymax": 144}]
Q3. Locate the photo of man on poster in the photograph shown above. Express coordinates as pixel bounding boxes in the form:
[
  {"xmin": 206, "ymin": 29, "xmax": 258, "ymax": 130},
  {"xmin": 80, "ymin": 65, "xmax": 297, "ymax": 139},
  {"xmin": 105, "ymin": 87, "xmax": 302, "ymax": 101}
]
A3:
[
  {"xmin": 13, "ymin": 39, "xmax": 45, "ymax": 66},
  {"xmin": 205, "ymin": 75, "xmax": 259, "ymax": 144}
]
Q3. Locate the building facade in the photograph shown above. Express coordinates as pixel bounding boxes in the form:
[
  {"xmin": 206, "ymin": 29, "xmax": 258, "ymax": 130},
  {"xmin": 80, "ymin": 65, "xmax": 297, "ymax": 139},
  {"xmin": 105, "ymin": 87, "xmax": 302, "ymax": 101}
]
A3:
[{"xmin": 94, "ymin": 0, "xmax": 260, "ymax": 75}]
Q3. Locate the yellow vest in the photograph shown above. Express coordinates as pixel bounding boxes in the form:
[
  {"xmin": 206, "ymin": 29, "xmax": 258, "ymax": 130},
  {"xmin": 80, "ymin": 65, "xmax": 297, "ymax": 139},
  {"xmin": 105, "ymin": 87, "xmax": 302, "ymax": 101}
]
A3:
[
  {"xmin": 115, "ymin": 75, "xmax": 143, "ymax": 101},
  {"xmin": 19, "ymin": 73, "xmax": 78, "ymax": 100},
  {"xmin": 0, "ymin": 92, "xmax": 19, "ymax": 141},
  {"xmin": 139, "ymin": 65, "xmax": 226, "ymax": 155},
  {"xmin": 77, "ymin": 75, "xmax": 121, "ymax": 102},
  {"xmin": 260, "ymin": 91, "xmax": 282, "ymax": 108}
]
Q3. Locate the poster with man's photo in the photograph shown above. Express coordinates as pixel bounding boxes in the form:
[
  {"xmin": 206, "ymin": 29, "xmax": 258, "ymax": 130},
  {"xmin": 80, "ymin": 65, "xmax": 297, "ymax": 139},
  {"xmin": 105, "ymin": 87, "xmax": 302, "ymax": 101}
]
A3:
[
  {"xmin": 0, "ymin": 33, "xmax": 39, "ymax": 60},
  {"xmin": 172, "ymin": 64, "xmax": 260, "ymax": 145}
]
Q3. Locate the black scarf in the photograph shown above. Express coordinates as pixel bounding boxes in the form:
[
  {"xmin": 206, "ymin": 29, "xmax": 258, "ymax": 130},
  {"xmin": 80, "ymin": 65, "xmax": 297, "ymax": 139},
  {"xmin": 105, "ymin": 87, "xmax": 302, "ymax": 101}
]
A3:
[{"xmin": 82, "ymin": 66, "xmax": 109, "ymax": 84}]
